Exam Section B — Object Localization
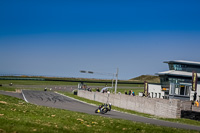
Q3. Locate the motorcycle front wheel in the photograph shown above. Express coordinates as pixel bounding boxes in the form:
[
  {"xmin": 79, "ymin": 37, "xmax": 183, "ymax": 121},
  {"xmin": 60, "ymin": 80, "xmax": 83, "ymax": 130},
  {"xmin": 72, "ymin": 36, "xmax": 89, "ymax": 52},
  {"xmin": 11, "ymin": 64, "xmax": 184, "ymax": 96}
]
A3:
[{"xmin": 95, "ymin": 109, "xmax": 100, "ymax": 113}]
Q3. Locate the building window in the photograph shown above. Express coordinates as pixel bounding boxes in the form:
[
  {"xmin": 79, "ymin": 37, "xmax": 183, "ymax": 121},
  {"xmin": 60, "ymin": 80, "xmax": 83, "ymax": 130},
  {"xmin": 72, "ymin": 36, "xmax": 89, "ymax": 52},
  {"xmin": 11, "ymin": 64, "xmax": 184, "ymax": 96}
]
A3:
[
  {"xmin": 173, "ymin": 64, "xmax": 183, "ymax": 71},
  {"xmin": 169, "ymin": 64, "xmax": 174, "ymax": 70},
  {"xmin": 180, "ymin": 85, "xmax": 185, "ymax": 95}
]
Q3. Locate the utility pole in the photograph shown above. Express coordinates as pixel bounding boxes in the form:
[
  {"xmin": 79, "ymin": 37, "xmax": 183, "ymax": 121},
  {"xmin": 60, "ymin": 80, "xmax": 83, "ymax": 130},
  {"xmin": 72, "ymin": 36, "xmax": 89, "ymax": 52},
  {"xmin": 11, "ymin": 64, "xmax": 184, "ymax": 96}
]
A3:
[{"xmin": 115, "ymin": 68, "xmax": 119, "ymax": 94}]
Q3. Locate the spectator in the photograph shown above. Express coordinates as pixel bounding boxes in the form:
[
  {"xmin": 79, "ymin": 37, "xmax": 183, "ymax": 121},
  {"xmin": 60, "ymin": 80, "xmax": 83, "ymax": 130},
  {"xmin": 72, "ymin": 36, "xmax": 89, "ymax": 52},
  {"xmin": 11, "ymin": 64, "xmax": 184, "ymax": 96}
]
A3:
[
  {"xmin": 128, "ymin": 90, "xmax": 131, "ymax": 95},
  {"xmin": 195, "ymin": 100, "xmax": 199, "ymax": 107},
  {"xmin": 96, "ymin": 88, "xmax": 100, "ymax": 92},
  {"xmin": 125, "ymin": 91, "xmax": 127, "ymax": 95},
  {"xmin": 87, "ymin": 88, "xmax": 92, "ymax": 92},
  {"xmin": 132, "ymin": 91, "xmax": 135, "ymax": 96}
]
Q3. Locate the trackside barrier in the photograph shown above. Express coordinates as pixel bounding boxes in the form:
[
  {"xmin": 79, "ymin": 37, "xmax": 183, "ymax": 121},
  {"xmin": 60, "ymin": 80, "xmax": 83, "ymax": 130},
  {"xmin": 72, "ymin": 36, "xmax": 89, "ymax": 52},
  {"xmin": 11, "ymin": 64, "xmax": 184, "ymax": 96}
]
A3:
[{"xmin": 78, "ymin": 90, "xmax": 181, "ymax": 118}]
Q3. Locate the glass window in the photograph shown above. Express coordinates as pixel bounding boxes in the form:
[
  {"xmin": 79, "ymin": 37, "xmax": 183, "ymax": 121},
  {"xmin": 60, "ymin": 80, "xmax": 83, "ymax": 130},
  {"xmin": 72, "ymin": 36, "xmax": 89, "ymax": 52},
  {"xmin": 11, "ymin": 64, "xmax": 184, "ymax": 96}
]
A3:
[
  {"xmin": 169, "ymin": 64, "xmax": 174, "ymax": 70},
  {"xmin": 173, "ymin": 64, "xmax": 183, "ymax": 71},
  {"xmin": 180, "ymin": 85, "xmax": 185, "ymax": 95}
]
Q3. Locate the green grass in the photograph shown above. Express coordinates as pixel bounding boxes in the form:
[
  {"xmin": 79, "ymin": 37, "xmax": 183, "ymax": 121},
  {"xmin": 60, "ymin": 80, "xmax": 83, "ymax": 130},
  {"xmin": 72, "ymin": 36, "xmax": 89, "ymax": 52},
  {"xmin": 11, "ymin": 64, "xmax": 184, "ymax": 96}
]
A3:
[
  {"xmin": 0, "ymin": 86, "xmax": 16, "ymax": 91},
  {"xmin": 0, "ymin": 80, "xmax": 143, "ymax": 88},
  {"xmin": 0, "ymin": 94, "xmax": 197, "ymax": 133},
  {"xmin": 0, "ymin": 80, "xmax": 78, "ymax": 85}
]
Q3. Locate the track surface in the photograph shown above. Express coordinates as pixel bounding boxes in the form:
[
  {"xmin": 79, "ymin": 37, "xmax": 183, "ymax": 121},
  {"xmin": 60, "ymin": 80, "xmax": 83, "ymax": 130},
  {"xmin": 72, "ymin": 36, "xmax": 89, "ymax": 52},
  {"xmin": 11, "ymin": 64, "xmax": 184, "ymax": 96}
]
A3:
[
  {"xmin": 0, "ymin": 90, "xmax": 23, "ymax": 99},
  {"xmin": 1, "ymin": 90, "xmax": 200, "ymax": 131}
]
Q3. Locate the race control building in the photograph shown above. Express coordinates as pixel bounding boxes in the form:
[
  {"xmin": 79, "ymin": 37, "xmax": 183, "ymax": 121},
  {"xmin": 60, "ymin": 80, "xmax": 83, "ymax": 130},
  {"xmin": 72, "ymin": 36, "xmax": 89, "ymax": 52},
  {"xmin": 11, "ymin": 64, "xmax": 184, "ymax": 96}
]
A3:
[{"xmin": 149, "ymin": 60, "xmax": 200, "ymax": 101}]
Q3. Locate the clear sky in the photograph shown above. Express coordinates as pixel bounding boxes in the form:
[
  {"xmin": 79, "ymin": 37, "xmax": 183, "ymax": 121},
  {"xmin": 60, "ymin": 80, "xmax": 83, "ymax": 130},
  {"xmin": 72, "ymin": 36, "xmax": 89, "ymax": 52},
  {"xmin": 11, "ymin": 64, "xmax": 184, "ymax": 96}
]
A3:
[{"xmin": 1, "ymin": 0, "xmax": 200, "ymax": 80}]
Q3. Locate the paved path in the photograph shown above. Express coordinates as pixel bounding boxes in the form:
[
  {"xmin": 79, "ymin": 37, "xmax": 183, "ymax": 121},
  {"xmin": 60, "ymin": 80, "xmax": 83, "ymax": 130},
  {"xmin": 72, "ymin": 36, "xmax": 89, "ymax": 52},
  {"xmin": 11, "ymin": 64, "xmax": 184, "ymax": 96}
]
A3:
[{"xmin": 1, "ymin": 90, "xmax": 200, "ymax": 131}]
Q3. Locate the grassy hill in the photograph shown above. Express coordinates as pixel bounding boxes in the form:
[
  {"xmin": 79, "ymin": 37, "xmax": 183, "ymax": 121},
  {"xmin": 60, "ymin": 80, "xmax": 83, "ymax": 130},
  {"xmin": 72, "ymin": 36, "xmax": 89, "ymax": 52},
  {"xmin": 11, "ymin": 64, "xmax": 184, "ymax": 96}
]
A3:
[{"xmin": 130, "ymin": 75, "xmax": 160, "ymax": 83}]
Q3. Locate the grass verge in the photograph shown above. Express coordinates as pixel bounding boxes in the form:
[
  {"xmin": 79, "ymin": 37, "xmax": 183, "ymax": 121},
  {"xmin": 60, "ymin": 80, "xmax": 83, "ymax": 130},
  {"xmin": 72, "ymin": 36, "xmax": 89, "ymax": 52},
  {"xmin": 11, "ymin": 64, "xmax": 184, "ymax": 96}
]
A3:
[{"xmin": 0, "ymin": 86, "xmax": 16, "ymax": 92}]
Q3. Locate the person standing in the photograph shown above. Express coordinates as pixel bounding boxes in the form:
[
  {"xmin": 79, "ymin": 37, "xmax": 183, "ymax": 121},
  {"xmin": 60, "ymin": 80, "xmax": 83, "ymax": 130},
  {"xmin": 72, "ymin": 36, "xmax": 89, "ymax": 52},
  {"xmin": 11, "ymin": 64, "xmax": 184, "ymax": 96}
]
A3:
[
  {"xmin": 128, "ymin": 90, "xmax": 131, "ymax": 95},
  {"xmin": 125, "ymin": 90, "xmax": 127, "ymax": 95},
  {"xmin": 195, "ymin": 100, "xmax": 199, "ymax": 107}
]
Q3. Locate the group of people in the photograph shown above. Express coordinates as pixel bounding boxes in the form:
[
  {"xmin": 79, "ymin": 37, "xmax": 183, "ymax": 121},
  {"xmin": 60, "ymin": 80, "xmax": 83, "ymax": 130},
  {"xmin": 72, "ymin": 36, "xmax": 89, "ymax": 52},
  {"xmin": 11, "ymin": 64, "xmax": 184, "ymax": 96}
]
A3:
[{"xmin": 125, "ymin": 90, "xmax": 135, "ymax": 96}]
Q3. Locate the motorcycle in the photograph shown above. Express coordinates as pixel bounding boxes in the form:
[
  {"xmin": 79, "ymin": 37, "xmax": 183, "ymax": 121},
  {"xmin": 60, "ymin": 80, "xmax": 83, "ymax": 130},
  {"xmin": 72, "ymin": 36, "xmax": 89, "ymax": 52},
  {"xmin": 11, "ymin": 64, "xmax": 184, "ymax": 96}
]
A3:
[{"xmin": 95, "ymin": 103, "xmax": 112, "ymax": 114}]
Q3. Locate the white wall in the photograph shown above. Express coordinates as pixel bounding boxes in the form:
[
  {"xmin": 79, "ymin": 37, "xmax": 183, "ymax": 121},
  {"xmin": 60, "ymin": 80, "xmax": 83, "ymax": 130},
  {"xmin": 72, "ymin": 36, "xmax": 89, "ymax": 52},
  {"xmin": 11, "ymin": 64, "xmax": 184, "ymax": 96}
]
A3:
[
  {"xmin": 148, "ymin": 84, "xmax": 164, "ymax": 99},
  {"xmin": 196, "ymin": 84, "xmax": 200, "ymax": 101}
]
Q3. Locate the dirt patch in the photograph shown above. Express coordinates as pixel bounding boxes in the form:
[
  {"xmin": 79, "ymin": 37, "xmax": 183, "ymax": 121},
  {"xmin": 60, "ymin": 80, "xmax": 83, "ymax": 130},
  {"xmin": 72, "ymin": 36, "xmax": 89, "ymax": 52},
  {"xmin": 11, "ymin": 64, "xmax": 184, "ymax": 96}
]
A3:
[
  {"xmin": 0, "ymin": 101, "xmax": 7, "ymax": 104},
  {"xmin": 15, "ymin": 89, "xmax": 22, "ymax": 93}
]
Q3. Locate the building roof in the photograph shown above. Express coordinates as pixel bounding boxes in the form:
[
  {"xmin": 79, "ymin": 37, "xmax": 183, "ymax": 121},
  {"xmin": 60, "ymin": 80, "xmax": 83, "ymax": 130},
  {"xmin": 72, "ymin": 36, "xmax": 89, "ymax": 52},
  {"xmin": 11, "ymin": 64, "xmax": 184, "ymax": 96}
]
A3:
[
  {"xmin": 164, "ymin": 60, "xmax": 200, "ymax": 66},
  {"xmin": 156, "ymin": 70, "xmax": 200, "ymax": 78}
]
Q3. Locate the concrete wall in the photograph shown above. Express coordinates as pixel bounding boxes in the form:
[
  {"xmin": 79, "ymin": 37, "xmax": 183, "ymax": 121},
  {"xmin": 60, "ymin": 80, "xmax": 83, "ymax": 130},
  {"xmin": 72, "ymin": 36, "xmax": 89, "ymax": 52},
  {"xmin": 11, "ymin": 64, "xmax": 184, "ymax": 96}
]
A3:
[
  {"xmin": 180, "ymin": 101, "xmax": 192, "ymax": 111},
  {"xmin": 78, "ymin": 90, "xmax": 181, "ymax": 118}
]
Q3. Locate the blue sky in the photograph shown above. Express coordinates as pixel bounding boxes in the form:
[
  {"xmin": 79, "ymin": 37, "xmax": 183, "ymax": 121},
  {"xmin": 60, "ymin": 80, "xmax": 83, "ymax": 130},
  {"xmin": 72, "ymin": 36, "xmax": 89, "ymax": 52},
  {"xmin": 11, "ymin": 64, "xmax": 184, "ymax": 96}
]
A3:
[{"xmin": 1, "ymin": 0, "xmax": 200, "ymax": 80}]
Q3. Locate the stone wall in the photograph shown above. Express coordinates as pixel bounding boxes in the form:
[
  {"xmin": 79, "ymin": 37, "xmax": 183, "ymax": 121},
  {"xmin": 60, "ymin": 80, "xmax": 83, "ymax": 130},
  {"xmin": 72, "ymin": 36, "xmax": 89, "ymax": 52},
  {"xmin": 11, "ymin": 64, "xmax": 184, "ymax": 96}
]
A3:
[
  {"xmin": 78, "ymin": 90, "xmax": 181, "ymax": 118},
  {"xmin": 180, "ymin": 101, "xmax": 192, "ymax": 111}
]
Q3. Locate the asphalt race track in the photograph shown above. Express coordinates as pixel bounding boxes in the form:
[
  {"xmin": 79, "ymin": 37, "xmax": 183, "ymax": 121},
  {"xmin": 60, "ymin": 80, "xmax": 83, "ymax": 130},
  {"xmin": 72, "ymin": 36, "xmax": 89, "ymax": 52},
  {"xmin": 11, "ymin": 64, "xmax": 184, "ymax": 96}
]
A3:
[
  {"xmin": 0, "ymin": 90, "xmax": 23, "ymax": 99},
  {"xmin": 1, "ymin": 90, "xmax": 200, "ymax": 131}
]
